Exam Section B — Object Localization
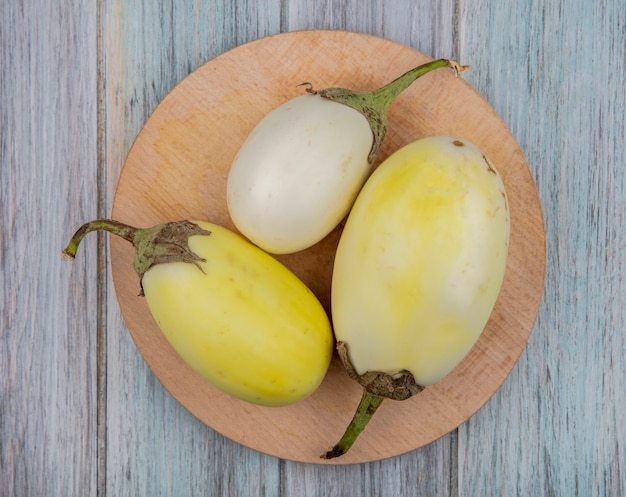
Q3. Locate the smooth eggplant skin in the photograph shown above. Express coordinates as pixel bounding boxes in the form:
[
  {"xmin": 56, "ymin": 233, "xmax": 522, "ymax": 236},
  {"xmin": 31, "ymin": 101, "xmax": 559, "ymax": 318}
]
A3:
[
  {"xmin": 227, "ymin": 94, "xmax": 373, "ymax": 254},
  {"xmin": 331, "ymin": 136, "xmax": 510, "ymax": 386},
  {"xmin": 141, "ymin": 221, "xmax": 333, "ymax": 407}
]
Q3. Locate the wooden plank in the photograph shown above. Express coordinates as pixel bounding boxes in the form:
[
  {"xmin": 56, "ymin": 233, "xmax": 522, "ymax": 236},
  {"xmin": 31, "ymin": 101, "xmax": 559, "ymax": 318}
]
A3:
[
  {"xmin": 283, "ymin": 442, "xmax": 451, "ymax": 497},
  {"xmin": 457, "ymin": 0, "xmax": 625, "ymax": 496},
  {"xmin": 286, "ymin": 0, "xmax": 456, "ymax": 58},
  {"xmin": 282, "ymin": 1, "xmax": 457, "ymax": 494},
  {"xmin": 0, "ymin": 1, "xmax": 99, "ymax": 496},
  {"xmin": 100, "ymin": 0, "xmax": 284, "ymax": 495}
]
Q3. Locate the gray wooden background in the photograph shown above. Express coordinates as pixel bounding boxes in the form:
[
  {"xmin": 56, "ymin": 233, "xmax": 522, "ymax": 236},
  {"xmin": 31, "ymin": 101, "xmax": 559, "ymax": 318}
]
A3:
[{"xmin": 2, "ymin": 0, "xmax": 624, "ymax": 496}]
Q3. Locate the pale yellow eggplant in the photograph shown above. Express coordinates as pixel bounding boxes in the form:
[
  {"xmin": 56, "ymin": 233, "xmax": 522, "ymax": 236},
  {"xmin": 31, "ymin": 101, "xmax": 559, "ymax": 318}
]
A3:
[
  {"xmin": 64, "ymin": 220, "xmax": 333, "ymax": 407},
  {"xmin": 324, "ymin": 136, "xmax": 510, "ymax": 458}
]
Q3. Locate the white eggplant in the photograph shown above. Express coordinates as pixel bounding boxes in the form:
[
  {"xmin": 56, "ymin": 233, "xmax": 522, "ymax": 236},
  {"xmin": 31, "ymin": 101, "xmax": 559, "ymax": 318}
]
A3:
[
  {"xmin": 227, "ymin": 60, "xmax": 467, "ymax": 254},
  {"xmin": 227, "ymin": 94, "xmax": 372, "ymax": 254},
  {"xmin": 323, "ymin": 136, "xmax": 510, "ymax": 458}
]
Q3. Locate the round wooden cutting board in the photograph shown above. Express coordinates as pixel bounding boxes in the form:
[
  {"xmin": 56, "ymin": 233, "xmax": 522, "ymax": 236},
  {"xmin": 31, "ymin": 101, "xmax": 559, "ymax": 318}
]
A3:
[{"xmin": 110, "ymin": 30, "xmax": 546, "ymax": 464}]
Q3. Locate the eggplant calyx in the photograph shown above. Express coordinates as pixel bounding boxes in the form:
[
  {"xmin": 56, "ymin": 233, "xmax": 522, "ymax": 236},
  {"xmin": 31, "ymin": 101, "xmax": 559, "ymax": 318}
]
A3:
[
  {"xmin": 131, "ymin": 221, "xmax": 211, "ymax": 285},
  {"xmin": 336, "ymin": 341, "xmax": 424, "ymax": 400}
]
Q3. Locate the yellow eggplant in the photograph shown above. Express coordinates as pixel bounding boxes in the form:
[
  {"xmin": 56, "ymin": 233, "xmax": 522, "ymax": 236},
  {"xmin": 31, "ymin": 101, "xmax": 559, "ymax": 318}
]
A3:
[
  {"xmin": 324, "ymin": 136, "xmax": 510, "ymax": 458},
  {"xmin": 63, "ymin": 219, "xmax": 333, "ymax": 407}
]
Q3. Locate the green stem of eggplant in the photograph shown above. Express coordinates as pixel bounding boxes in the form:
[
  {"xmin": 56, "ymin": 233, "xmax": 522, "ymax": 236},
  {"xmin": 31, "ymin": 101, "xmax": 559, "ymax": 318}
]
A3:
[
  {"xmin": 369, "ymin": 58, "xmax": 456, "ymax": 111},
  {"xmin": 321, "ymin": 389, "xmax": 385, "ymax": 460},
  {"xmin": 62, "ymin": 219, "xmax": 138, "ymax": 259}
]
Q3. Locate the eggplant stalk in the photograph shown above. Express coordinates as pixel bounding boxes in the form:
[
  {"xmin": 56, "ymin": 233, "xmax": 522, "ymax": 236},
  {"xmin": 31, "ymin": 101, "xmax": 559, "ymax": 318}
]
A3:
[{"xmin": 322, "ymin": 390, "xmax": 385, "ymax": 460}]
